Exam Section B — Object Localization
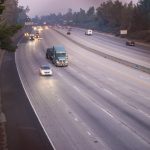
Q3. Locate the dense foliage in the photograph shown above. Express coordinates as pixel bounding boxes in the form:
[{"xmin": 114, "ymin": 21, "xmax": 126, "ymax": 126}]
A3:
[
  {"xmin": 0, "ymin": 0, "xmax": 5, "ymax": 14},
  {"xmin": 0, "ymin": 0, "xmax": 29, "ymax": 51},
  {"xmin": 0, "ymin": 24, "xmax": 22, "ymax": 51}
]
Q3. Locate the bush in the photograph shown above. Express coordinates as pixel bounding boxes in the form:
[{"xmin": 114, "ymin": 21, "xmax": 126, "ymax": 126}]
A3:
[
  {"xmin": 0, "ymin": 5, "xmax": 5, "ymax": 14},
  {"xmin": 0, "ymin": 37, "xmax": 17, "ymax": 52},
  {"xmin": 128, "ymin": 30, "xmax": 150, "ymax": 42},
  {"xmin": 0, "ymin": 25, "xmax": 22, "ymax": 51}
]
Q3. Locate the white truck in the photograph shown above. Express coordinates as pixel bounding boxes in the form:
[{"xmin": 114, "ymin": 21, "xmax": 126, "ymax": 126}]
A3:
[{"xmin": 85, "ymin": 29, "xmax": 93, "ymax": 35}]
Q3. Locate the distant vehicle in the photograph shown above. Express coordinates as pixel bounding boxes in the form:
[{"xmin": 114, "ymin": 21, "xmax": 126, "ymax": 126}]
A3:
[
  {"xmin": 126, "ymin": 40, "xmax": 135, "ymax": 46},
  {"xmin": 35, "ymin": 32, "xmax": 40, "ymax": 38},
  {"xmin": 33, "ymin": 26, "xmax": 37, "ymax": 30},
  {"xmin": 37, "ymin": 26, "xmax": 43, "ymax": 31},
  {"xmin": 85, "ymin": 29, "xmax": 93, "ymax": 35},
  {"xmin": 46, "ymin": 45, "xmax": 68, "ymax": 67},
  {"xmin": 29, "ymin": 34, "xmax": 35, "ymax": 40},
  {"xmin": 44, "ymin": 26, "xmax": 49, "ymax": 29},
  {"xmin": 40, "ymin": 65, "xmax": 52, "ymax": 76},
  {"xmin": 67, "ymin": 31, "xmax": 71, "ymax": 35},
  {"xmin": 24, "ymin": 32, "xmax": 29, "ymax": 37}
]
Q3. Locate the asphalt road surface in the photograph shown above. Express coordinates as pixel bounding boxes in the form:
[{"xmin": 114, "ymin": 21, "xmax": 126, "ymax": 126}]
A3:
[
  {"xmin": 1, "ymin": 52, "xmax": 53, "ymax": 150},
  {"xmin": 15, "ymin": 27, "xmax": 150, "ymax": 150}
]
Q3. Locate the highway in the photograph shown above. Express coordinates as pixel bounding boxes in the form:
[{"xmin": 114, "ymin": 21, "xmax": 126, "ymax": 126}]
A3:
[
  {"xmin": 55, "ymin": 27, "xmax": 150, "ymax": 69},
  {"xmin": 15, "ymin": 27, "xmax": 150, "ymax": 150}
]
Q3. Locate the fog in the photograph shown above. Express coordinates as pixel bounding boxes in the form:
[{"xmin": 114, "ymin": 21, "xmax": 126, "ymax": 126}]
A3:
[{"xmin": 19, "ymin": 0, "xmax": 139, "ymax": 17}]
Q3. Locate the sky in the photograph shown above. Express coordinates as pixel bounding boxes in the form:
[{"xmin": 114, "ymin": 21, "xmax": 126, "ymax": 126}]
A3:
[{"xmin": 18, "ymin": 0, "xmax": 139, "ymax": 17}]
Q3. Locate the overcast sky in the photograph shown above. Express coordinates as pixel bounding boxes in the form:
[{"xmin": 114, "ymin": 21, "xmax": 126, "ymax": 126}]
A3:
[{"xmin": 18, "ymin": 0, "xmax": 139, "ymax": 17}]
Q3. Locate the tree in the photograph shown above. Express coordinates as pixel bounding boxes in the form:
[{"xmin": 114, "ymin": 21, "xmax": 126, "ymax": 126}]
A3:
[
  {"xmin": 0, "ymin": 0, "xmax": 5, "ymax": 14},
  {"xmin": 96, "ymin": 0, "xmax": 136, "ymax": 32},
  {"xmin": 17, "ymin": 6, "xmax": 29, "ymax": 24},
  {"xmin": 0, "ymin": 0, "xmax": 18, "ymax": 25},
  {"xmin": 120, "ymin": 1, "xmax": 134, "ymax": 29},
  {"xmin": 64, "ymin": 8, "xmax": 73, "ymax": 23},
  {"xmin": 138, "ymin": 0, "xmax": 150, "ymax": 29},
  {"xmin": 87, "ymin": 6, "xmax": 95, "ymax": 17},
  {"xmin": 86, "ymin": 6, "xmax": 95, "ymax": 22}
]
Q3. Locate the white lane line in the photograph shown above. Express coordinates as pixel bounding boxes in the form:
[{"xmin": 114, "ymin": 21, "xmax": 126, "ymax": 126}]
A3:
[
  {"xmin": 57, "ymin": 98, "xmax": 61, "ymax": 102},
  {"xmin": 74, "ymin": 118, "xmax": 79, "ymax": 122},
  {"xmin": 74, "ymin": 86, "xmax": 116, "ymax": 120},
  {"xmin": 72, "ymin": 86, "xmax": 150, "ymax": 144},
  {"xmin": 80, "ymin": 74, "xmax": 88, "ymax": 80},
  {"xmin": 137, "ymin": 109, "xmax": 150, "ymax": 118},
  {"xmin": 104, "ymin": 88, "xmax": 150, "ymax": 120},
  {"xmin": 73, "ymin": 85, "xmax": 81, "ymax": 93},
  {"xmin": 107, "ymin": 77, "xmax": 115, "ymax": 82},
  {"xmin": 72, "ymin": 83, "xmax": 116, "ymax": 120},
  {"xmin": 139, "ymin": 75, "xmax": 150, "ymax": 80},
  {"xmin": 87, "ymin": 131, "xmax": 92, "ymax": 136},
  {"xmin": 103, "ymin": 88, "xmax": 116, "ymax": 97},
  {"xmin": 101, "ymin": 108, "xmax": 114, "ymax": 118},
  {"xmin": 125, "ymin": 101, "xmax": 150, "ymax": 120},
  {"xmin": 69, "ymin": 67, "xmax": 100, "ymax": 88}
]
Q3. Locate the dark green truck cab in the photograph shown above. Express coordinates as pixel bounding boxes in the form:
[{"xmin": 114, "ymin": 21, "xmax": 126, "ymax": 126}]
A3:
[{"xmin": 46, "ymin": 45, "xmax": 68, "ymax": 66}]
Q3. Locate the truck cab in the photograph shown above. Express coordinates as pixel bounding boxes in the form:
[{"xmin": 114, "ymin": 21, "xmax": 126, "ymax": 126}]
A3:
[{"xmin": 46, "ymin": 45, "xmax": 68, "ymax": 67}]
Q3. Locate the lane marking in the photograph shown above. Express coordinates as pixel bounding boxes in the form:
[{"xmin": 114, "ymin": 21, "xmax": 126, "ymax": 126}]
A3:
[
  {"xmin": 103, "ymin": 88, "xmax": 116, "ymax": 97},
  {"xmin": 101, "ymin": 108, "xmax": 114, "ymax": 118},
  {"xmin": 73, "ymin": 85, "xmax": 81, "ymax": 93},
  {"xmin": 139, "ymin": 75, "xmax": 150, "ymax": 80},
  {"xmin": 72, "ymin": 84, "xmax": 150, "ymax": 144},
  {"xmin": 87, "ymin": 131, "xmax": 92, "ymax": 136},
  {"xmin": 107, "ymin": 77, "xmax": 115, "ymax": 82},
  {"xmin": 57, "ymin": 98, "xmax": 61, "ymax": 102},
  {"xmin": 137, "ymin": 109, "xmax": 150, "ymax": 118},
  {"xmin": 74, "ymin": 118, "xmax": 79, "ymax": 122}
]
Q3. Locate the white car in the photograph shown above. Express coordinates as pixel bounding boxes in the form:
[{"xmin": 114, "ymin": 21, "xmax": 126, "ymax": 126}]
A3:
[{"xmin": 40, "ymin": 65, "xmax": 52, "ymax": 76}]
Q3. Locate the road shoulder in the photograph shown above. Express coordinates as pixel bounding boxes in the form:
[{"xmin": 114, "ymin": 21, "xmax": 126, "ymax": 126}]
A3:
[
  {"xmin": 0, "ymin": 49, "xmax": 7, "ymax": 150},
  {"xmin": 0, "ymin": 51, "xmax": 53, "ymax": 150}
]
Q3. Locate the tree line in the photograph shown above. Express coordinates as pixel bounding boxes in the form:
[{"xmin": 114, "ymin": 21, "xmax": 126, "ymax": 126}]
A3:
[
  {"xmin": 33, "ymin": 0, "xmax": 150, "ymax": 41},
  {"xmin": 0, "ymin": 0, "xmax": 29, "ymax": 51}
]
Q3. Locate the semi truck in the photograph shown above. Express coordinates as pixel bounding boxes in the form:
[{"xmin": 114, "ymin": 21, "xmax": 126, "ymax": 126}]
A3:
[{"xmin": 46, "ymin": 45, "xmax": 68, "ymax": 67}]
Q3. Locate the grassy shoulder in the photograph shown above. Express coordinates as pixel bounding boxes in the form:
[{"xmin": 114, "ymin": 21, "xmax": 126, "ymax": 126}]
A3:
[{"xmin": 0, "ymin": 25, "xmax": 22, "ymax": 52}]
